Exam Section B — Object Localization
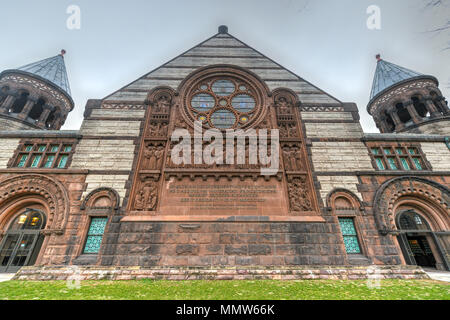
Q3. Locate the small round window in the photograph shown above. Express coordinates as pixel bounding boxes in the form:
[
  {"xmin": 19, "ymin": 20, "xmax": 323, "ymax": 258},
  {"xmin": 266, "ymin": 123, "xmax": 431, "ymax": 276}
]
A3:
[{"xmin": 188, "ymin": 77, "xmax": 259, "ymax": 129}]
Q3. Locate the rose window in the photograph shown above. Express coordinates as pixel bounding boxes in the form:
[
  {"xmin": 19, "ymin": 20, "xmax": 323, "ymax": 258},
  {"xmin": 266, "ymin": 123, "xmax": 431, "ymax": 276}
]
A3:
[{"xmin": 187, "ymin": 77, "xmax": 259, "ymax": 129}]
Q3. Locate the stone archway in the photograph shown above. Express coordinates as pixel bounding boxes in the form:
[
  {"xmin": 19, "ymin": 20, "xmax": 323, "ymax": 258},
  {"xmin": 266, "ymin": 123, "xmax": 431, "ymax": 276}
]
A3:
[
  {"xmin": 0, "ymin": 174, "xmax": 70, "ymax": 234},
  {"xmin": 0, "ymin": 175, "xmax": 70, "ymax": 271},
  {"xmin": 373, "ymin": 177, "xmax": 449, "ymax": 270}
]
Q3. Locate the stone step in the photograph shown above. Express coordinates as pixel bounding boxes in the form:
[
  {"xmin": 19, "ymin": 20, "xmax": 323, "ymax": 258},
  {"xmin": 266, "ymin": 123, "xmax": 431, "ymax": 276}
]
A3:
[{"xmin": 13, "ymin": 265, "xmax": 429, "ymax": 281}]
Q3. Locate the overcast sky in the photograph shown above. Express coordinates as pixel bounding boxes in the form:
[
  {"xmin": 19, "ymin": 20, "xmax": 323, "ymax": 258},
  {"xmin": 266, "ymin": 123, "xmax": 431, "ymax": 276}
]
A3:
[{"xmin": 1, "ymin": 0, "xmax": 448, "ymax": 132}]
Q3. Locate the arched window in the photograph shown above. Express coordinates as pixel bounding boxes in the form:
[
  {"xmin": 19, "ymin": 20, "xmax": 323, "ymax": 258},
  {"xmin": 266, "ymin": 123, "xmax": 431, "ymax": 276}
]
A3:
[
  {"xmin": 411, "ymin": 96, "xmax": 429, "ymax": 118},
  {"xmin": 0, "ymin": 209, "xmax": 46, "ymax": 273},
  {"xmin": 10, "ymin": 91, "xmax": 29, "ymax": 114},
  {"xmin": 28, "ymin": 98, "xmax": 46, "ymax": 121},
  {"xmin": 398, "ymin": 211, "xmax": 431, "ymax": 231},
  {"xmin": 328, "ymin": 190, "xmax": 365, "ymax": 257},
  {"xmin": 396, "ymin": 102, "xmax": 411, "ymax": 124}
]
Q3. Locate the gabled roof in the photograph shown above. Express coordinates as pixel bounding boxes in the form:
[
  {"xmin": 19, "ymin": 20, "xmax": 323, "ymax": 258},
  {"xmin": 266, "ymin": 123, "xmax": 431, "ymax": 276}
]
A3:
[
  {"xmin": 370, "ymin": 56, "xmax": 425, "ymax": 101},
  {"xmin": 16, "ymin": 51, "xmax": 71, "ymax": 96},
  {"xmin": 104, "ymin": 27, "xmax": 341, "ymax": 105}
]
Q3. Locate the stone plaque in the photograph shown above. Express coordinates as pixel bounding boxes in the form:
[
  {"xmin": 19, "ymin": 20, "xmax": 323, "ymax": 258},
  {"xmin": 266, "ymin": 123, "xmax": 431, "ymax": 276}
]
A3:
[{"xmin": 159, "ymin": 177, "xmax": 289, "ymax": 216}]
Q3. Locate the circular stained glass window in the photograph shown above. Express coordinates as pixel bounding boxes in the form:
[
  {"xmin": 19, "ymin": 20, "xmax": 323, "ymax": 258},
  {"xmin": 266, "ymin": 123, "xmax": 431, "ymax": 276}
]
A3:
[
  {"xmin": 211, "ymin": 110, "xmax": 236, "ymax": 129},
  {"xmin": 187, "ymin": 75, "xmax": 261, "ymax": 130},
  {"xmin": 232, "ymin": 94, "xmax": 256, "ymax": 113},
  {"xmin": 212, "ymin": 80, "xmax": 236, "ymax": 96},
  {"xmin": 191, "ymin": 93, "xmax": 215, "ymax": 112}
]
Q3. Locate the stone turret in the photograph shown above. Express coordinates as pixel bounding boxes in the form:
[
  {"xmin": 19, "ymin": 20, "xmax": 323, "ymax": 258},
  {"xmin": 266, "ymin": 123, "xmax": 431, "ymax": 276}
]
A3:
[
  {"xmin": 368, "ymin": 55, "xmax": 449, "ymax": 135},
  {"xmin": 0, "ymin": 50, "xmax": 74, "ymax": 130}
]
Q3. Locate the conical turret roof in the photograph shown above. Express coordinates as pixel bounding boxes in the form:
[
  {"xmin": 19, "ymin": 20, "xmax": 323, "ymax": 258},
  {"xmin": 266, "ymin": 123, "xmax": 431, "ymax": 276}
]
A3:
[
  {"xmin": 16, "ymin": 50, "xmax": 71, "ymax": 96},
  {"xmin": 370, "ymin": 55, "xmax": 429, "ymax": 101}
]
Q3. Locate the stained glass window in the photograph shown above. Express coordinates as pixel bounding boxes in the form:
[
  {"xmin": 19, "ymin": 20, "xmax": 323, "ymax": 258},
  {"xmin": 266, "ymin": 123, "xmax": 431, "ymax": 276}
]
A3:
[
  {"xmin": 211, "ymin": 110, "xmax": 237, "ymax": 129},
  {"xmin": 375, "ymin": 158, "xmax": 385, "ymax": 170},
  {"xmin": 188, "ymin": 76, "xmax": 259, "ymax": 130},
  {"xmin": 388, "ymin": 158, "xmax": 398, "ymax": 170},
  {"xmin": 212, "ymin": 80, "xmax": 236, "ymax": 96},
  {"xmin": 191, "ymin": 93, "xmax": 215, "ymax": 112},
  {"xmin": 17, "ymin": 155, "xmax": 28, "ymax": 167},
  {"xmin": 338, "ymin": 218, "xmax": 361, "ymax": 254},
  {"xmin": 369, "ymin": 145, "xmax": 429, "ymax": 172},
  {"xmin": 58, "ymin": 155, "xmax": 69, "ymax": 168},
  {"xmin": 231, "ymin": 94, "xmax": 256, "ymax": 113},
  {"xmin": 83, "ymin": 217, "xmax": 108, "ymax": 254},
  {"xmin": 12, "ymin": 143, "xmax": 74, "ymax": 169},
  {"xmin": 413, "ymin": 158, "xmax": 423, "ymax": 170},
  {"xmin": 44, "ymin": 156, "xmax": 55, "ymax": 168},
  {"xmin": 31, "ymin": 155, "xmax": 42, "ymax": 168},
  {"xmin": 401, "ymin": 158, "xmax": 410, "ymax": 170}
]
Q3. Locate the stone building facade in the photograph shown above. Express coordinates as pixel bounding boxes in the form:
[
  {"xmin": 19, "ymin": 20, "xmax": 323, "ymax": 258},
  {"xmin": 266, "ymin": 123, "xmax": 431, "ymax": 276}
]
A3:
[{"xmin": 0, "ymin": 27, "xmax": 449, "ymax": 278}]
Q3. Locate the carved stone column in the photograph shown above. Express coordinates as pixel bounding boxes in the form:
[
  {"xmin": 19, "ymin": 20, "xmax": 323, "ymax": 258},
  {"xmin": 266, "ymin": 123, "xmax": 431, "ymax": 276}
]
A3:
[
  {"xmin": 17, "ymin": 98, "xmax": 35, "ymax": 120},
  {"xmin": 37, "ymin": 105, "xmax": 55, "ymax": 127},
  {"xmin": 387, "ymin": 107, "xmax": 404, "ymax": 131},
  {"xmin": 436, "ymin": 96, "xmax": 449, "ymax": 115},
  {"xmin": 377, "ymin": 115, "xmax": 390, "ymax": 133},
  {"xmin": 423, "ymin": 96, "xmax": 441, "ymax": 118},
  {"xmin": 0, "ymin": 95, "xmax": 15, "ymax": 114},
  {"xmin": 404, "ymin": 101, "xmax": 422, "ymax": 125}
]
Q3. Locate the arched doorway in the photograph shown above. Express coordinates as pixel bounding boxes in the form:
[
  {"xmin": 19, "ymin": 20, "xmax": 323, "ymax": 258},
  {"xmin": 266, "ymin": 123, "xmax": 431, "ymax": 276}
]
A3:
[
  {"xmin": 0, "ymin": 209, "xmax": 46, "ymax": 273},
  {"xmin": 396, "ymin": 211, "xmax": 437, "ymax": 268}
]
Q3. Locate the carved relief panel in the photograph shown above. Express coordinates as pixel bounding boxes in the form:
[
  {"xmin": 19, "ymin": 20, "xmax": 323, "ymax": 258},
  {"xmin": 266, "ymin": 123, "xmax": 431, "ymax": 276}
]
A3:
[{"xmin": 126, "ymin": 68, "xmax": 320, "ymax": 219}]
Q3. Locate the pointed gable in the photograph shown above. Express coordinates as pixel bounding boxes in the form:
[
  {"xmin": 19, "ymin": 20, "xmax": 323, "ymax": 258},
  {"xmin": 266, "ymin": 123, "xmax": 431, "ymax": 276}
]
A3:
[{"xmin": 104, "ymin": 30, "xmax": 340, "ymax": 105}]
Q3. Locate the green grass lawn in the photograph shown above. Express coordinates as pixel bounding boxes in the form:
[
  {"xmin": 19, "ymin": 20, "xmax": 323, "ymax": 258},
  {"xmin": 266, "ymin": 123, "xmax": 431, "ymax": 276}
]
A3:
[{"xmin": 0, "ymin": 279, "xmax": 449, "ymax": 300}]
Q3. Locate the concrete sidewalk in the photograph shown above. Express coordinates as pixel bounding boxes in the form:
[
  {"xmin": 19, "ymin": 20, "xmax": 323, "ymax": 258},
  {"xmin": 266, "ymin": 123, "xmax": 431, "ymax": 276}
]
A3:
[
  {"xmin": 0, "ymin": 274, "xmax": 15, "ymax": 283},
  {"xmin": 423, "ymin": 269, "xmax": 450, "ymax": 283}
]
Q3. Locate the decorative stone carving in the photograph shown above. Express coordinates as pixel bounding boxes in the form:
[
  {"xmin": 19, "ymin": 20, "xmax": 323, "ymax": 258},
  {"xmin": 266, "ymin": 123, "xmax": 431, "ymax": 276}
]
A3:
[
  {"xmin": 144, "ymin": 144, "xmax": 165, "ymax": 170},
  {"xmin": 146, "ymin": 122, "xmax": 168, "ymax": 137},
  {"xmin": 282, "ymin": 145, "xmax": 304, "ymax": 171},
  {"xmin": 288, "ymin": 176, "xmax": 312, "ymax": 212},
  {"xmin": 134, "ymin": 182, "xmax": 158, "ymax": 211}
]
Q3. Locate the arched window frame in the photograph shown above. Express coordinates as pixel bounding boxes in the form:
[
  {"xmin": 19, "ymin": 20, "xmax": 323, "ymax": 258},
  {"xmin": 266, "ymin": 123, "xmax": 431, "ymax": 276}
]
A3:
[
  {"xmin": 76, "ymin": 188, "xmax": 120, "ymax": 259},
  {"xmin": 327, "ymin": 189, "xmax": 368, "ymax": 258}
]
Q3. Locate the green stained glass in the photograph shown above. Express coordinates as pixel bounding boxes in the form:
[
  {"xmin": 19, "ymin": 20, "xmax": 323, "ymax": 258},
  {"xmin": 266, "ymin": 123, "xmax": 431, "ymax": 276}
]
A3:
[
  {"xmin": 18, "ymin": 155, "xmax": 28, "ymax": 167},
  {"xmin": 413, "ymin": 158, "xmax": 423, "ymax": 170},
  {"xmin": 401, "ymin": 158, "xmax": 410, "ymax": 170},
  {"xmin": 51, "ymin": 145, "xmax": 59, "ymax": 152},
  {"xmin": 83, "ymin": 218, "xmax": 108, "ymax": 254},
  {"xmin": 342, "ymin": 236, "xmax": 361, "ymax": 254},
  {"xmin": 408, "ymin": 148, "xmax": 416, "ymax": 155},
  {"xmin": 63, "ymin": 145, "xmax": 72, "ymax": 152},
  {"xmin": 338, "ymin": 218, "xmax": 361, "ymax": 254},
  {"xmin": 396, "ymin": 148, "xmax": 403, "ymax": 155},
  {"xmin": 375, "ymin": 158, "xmax": 385, "ymax": 170},
  {"xmin": 38, "ymin": 145, "xmax": 46, "ymax": 152},
  {"xmin": 388, "ymin": 158, "xmax": 398, "ymax": 170},
  {"xmin": 383, "ymin": 148, "xmax": 391, "ymax": 155},
  {"xmin": 44, "ymin": 156, "xmax": 55, "ymax": 168},
  {"xmin": 31, "ymin": 155, "xmax": 42, "ymax": 168},
  {"xmin": 25, "ymin": 145, "xmax": 33, "ymax": 152},
  {"xmin": 57, "ymin": 155, "xmax": 68, "ymax": 168},
  {"xmin": 371, "ymin": 148, "xmax": 379, "ymax": 155}
]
